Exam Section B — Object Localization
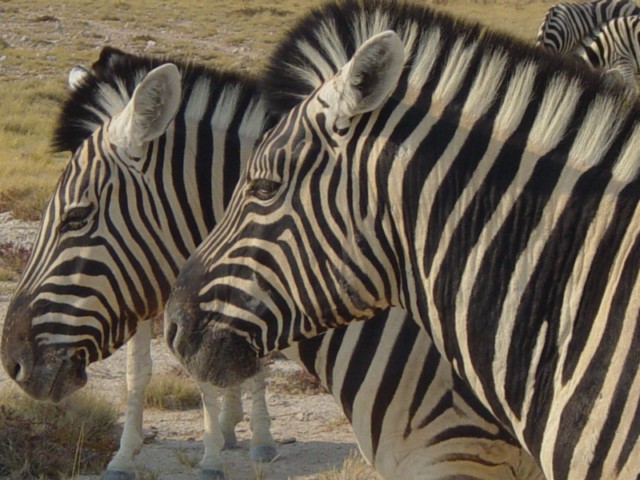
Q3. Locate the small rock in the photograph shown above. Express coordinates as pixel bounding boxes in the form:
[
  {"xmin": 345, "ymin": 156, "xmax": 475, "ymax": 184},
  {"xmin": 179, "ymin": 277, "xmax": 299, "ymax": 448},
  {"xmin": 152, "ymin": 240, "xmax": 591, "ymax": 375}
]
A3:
[{"xmin": 278, "ymin": 437, "xmax": 296, "ymax": 445}]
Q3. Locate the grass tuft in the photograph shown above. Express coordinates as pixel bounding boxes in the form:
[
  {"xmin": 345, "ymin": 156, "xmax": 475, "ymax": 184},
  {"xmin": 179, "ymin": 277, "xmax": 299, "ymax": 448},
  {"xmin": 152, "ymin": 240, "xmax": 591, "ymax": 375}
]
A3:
[
  {"xmin": 314, "ymin": 450, "xmax": 379, "ymax": 479},
  {"xmin": 143, "ymin": 370, "xmax": 202, "ymax": 411},
  {"xmin": 0, "ymin": 385, "xmax": 119, "ymax": 479}
]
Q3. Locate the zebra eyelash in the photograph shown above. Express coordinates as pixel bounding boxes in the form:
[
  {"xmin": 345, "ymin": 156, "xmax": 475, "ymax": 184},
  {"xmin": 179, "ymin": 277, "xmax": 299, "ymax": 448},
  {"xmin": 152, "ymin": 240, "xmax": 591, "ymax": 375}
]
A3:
[
  {"xmin": 247, "ymin": 178, "xmax": 281, "ymax": 201},
  {"xmin": 59, "ymin": 204, "xmax": 95, "ymax": 233}
]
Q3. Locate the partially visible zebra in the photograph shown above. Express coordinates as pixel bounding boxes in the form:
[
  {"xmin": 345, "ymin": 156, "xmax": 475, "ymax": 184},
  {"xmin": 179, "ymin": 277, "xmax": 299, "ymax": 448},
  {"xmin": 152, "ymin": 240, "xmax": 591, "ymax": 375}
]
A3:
[
  {"xmin": 574, "ymin": 15, "xmax": 640, "ymax": 92},
  {"xmin": 536, "ymin": 0, "xmax": 640, "ymax": 53},
  {"xmin": 2, "ymin": 49, "xmax": 541, "ymax": 480},
  {"xmin": 165, "ymin": 1, "xmax": 640, "ymax": 479}
]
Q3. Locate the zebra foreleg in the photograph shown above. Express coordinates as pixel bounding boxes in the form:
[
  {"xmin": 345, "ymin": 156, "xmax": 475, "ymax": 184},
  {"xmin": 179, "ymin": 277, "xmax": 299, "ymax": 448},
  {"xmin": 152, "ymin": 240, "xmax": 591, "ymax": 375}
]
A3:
[
  {"xmin": 197, "ymin": 381, "xmax": 226, "ymax": 479},
  {"xmin": 104, "ymin": 320, "xmax": 153, "ymax": 480},
  {"xmin": 218, "ymin": 385, "xmax": 243, "ymax": 449},
  {"xmin": 248, "ymin": 368, "xmax": 277, "ymax": 463}
]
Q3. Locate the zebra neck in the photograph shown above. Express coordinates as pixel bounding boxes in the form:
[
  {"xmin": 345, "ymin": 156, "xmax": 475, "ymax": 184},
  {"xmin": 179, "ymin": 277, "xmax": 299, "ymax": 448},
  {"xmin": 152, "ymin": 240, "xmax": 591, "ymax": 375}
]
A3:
[{"xmin": 366, "ymin": 47, "xmax": 640, "ymax": 468}]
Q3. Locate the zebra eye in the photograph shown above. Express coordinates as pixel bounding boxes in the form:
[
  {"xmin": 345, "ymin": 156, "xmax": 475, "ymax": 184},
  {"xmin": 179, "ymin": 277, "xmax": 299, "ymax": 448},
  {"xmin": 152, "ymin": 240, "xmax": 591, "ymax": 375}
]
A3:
[
  {"xmin": 248, "ymin": 179, "xmax": 281, "ymax": 201},
  {"xmin": 60, "ymin": 205, "xmax": 94, "ymax": 233}
]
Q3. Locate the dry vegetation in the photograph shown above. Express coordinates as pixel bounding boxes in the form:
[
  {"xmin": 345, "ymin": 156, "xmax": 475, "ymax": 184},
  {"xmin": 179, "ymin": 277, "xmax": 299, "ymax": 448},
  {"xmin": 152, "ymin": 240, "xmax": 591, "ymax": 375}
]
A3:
[
  {"xmin": 0, "ymin": 385, "xmax": 118, "ymax": 479},
  {"xmin": 143, "ymin": 368, "xmax": 202, "ymax": 411}
]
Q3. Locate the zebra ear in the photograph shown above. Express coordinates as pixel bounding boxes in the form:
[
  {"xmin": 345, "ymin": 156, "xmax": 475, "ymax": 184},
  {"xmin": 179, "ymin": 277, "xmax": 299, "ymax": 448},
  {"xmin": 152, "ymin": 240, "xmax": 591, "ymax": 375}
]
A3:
[
  {"xmin": 68, "ymin": 65, "xmax": 91, "ymax": 91},
  {"xmin": 329, "ymin": 30, "xmax": 405, "ymax": 128},
  {"xmin": 108, "ymin": 63, "xmax": 182, "ymax": 158}
]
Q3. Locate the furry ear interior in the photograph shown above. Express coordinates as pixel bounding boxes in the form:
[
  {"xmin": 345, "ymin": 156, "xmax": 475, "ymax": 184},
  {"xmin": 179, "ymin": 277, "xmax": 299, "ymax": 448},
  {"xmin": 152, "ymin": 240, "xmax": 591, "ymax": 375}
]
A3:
[
  {"xmin": 330, "ymin": 30, "xmax": 405, "ymax": 127},
  {"xmin": 67, "ymin": 65, "xmax": 91, "ymax": 91},
  {"xmin": 107, "ymin": 63, "xmax": 182, "ymax": 158}
]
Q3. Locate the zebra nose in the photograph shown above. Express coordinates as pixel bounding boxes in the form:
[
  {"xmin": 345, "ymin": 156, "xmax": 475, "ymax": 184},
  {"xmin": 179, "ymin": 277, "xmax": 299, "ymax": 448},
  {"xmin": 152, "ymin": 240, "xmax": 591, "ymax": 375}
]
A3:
[
  {"xmin": 164, "ymin": 255, "xmax": 207, "ymax": 355},
  {"xmin": 1, "ymin": 297, "xmax": 36, "ymax": 385}
]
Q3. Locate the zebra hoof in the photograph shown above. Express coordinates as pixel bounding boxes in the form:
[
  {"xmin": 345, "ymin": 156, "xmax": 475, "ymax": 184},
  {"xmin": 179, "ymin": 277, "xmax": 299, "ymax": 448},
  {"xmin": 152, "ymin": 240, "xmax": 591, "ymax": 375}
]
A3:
[
  {"xmin": 222, "ymin": 430, "xmax": 238, "ymax": 450},
  {"xmin": 102, "ymin": 470, "xmax": 135, "ymax": 480},
  {"xmin": 250, "ymin": 444, "xmax": 278, "ymax": 463},
  {"xmin": 198, "ymin": 468, "xmax": 226, "ymax": 480}
]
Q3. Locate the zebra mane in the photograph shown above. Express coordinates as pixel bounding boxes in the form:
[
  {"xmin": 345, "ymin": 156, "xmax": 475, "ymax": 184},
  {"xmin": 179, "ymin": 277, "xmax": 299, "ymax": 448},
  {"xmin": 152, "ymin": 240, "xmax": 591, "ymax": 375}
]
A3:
[
  {"xmin": 52, "ymin": 47, "xmax": 273, "ymax": 153},
  {"xmin": 264, "ymin": 0, "xmax": 640, "ymax": 183}
]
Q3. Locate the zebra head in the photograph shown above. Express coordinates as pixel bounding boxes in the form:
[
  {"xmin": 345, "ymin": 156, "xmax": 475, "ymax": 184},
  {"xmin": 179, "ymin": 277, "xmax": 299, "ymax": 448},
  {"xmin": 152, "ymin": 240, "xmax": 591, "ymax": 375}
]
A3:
[
  {"xmin": 1, "ymin": 51, "xmax": 182, "ymax": 401},
  {"xmin": 165, "ymin": 31, "xmax": 406, "ymax": 387}
]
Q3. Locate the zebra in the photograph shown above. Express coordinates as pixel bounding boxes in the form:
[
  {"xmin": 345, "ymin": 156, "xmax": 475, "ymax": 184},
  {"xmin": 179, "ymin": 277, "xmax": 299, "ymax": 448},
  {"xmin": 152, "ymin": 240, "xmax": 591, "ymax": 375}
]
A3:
[
  {"xmin": 2, "ymin": 48, "xmax": 540, "ymax": 480},
  {"xmin": 574, "ymin": 15, "xmax": 640, "ymax": 92},
  {"xmin": 1, "ymin": 47, "xmax": 278, "ymax": 480},
  {"xmin": 0, "ymin": 46, "xmax": 543, "ymax": 479},
  {"xmin": 535, "ymin": 0, "xmax": 640, "ymax": 53},
  {"xmin": 164, "ymin": 1, "xmax": 640, "ymax": 479}
]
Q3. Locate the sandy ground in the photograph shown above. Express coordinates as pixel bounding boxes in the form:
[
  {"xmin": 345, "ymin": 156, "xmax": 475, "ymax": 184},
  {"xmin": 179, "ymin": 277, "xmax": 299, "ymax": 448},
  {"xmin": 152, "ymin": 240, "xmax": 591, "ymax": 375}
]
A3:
[{"xmin": 0, "ymin": 213, "xmax": 376, "ymax": 480}]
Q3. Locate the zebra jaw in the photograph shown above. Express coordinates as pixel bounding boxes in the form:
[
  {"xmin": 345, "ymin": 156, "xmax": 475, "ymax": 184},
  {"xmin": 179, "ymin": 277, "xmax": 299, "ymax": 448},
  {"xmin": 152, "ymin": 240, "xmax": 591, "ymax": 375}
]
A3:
[{"xmin": 6, "ymin": 343, "xmax": 87, "ymax": 402}]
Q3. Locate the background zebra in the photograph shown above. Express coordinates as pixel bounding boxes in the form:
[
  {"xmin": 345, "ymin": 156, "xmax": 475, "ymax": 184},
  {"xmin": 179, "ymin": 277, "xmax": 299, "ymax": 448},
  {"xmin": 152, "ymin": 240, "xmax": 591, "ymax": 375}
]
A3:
[
  {"xmin": 0, "ymin": 44, "xmax": 543, "ymax": 480},
  {"xmin": 574, "ymin": 15, "xmax": 640, "ymax": 92},
  {"xmin": 1, "ymin": 48, "xmax": 278, "ymax": 480},
  {"xmin": 165, "ymin": 1, "xmax": 640, "ymax": 479},
  {"xmin": 535, "ymin": 0, "xmax": 640, "ymax": 53}
]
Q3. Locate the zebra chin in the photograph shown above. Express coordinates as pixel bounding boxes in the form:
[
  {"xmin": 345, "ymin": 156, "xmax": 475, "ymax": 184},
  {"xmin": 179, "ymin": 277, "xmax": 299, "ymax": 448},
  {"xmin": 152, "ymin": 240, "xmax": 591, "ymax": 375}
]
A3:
[
  {"xmin": 168, "ymin": 321, "xmax": 261, "ymax": 388},
  {"xmin": 164, "ymin": 307, "xmax": 260, "ymax": 388}
]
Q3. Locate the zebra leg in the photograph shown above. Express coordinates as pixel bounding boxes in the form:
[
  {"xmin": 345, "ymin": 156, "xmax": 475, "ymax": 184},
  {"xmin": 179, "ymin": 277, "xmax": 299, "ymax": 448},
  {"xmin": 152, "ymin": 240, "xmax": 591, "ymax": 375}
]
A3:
[
  {"xmin": 104, "ymin": 320, "xmax": 152, "ymax": 480},
  {"xmin": 218, "ymin": 385, "xmax": 243, "ymax": 449},
  {"xmin": 248, "ymin": 368, "xmax": 277, "ymax": 463},
  {"xmin": 197, "ymin": 381, "xmax": 226, "ymax": 480}
]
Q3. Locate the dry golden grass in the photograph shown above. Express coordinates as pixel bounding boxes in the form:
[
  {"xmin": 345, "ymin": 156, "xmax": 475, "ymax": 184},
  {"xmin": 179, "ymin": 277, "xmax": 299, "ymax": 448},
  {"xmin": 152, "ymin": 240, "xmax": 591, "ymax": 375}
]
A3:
[
  {"xmin": 142, "ymin": 369, "xmax": 202, "ymax": 411},
  {"xmin": 0, "ymin": 0, "xmax": 557, "ymax": 221},
  {"xmin": 0, "ymin": 384, "xmax": 118, "ymax": 478},
  {"xmin": 311, "ymin": 450, "xmax": 380, "ymax": 480}
]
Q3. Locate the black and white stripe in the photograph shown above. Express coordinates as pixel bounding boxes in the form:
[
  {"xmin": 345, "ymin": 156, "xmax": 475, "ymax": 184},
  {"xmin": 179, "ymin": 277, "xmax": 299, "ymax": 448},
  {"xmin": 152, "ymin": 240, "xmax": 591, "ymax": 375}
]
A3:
[
  {"xmin": 574, "ymin": 15, "xmax": 640, "ymax": 91},
  {"xmin": 0, "ymin": 46, "xmax": 542, "ymax": 479},
  {"xmin": 536, "ymin": 0, "xmax": 640, "ymax": 53},
  {"xmin": 166, "ymin": 1, "xmax": 640, "ymax": 479},
  {"xmin": 1, "ymin": 48, "xmax": 278, "ymax": 479}
]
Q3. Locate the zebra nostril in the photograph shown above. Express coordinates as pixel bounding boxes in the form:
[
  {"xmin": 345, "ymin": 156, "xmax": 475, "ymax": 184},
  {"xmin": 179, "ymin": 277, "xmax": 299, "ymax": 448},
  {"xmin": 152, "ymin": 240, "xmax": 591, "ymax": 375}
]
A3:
[
  {"xmin": 9, "ymin": 361, "xmax": 25, "ymax": 382},
  {"xmin": 165, "ymin": 321, "xmax": 178, "ymax": 350}
]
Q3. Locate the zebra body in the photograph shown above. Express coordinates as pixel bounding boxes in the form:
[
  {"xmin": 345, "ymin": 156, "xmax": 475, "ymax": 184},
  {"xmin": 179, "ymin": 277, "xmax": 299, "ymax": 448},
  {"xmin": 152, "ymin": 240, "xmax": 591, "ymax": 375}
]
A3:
[
  {"xmin": 574, "ymin": 15, "xmax": 640, "ymax": 92},
  {"xmin": 536, "ymin": 0, "xmax": 640, "ymax": 53},
  {"xmin": 0, "ymin": 47, "xmax": 542, "ymax": 479},
  {"xmin": 166, "ymin": 1, "xmax": 640, "ymax": 479},
  {"xmin": 284, "ymin": 309, "xmax": 542, "ymax": 479}
]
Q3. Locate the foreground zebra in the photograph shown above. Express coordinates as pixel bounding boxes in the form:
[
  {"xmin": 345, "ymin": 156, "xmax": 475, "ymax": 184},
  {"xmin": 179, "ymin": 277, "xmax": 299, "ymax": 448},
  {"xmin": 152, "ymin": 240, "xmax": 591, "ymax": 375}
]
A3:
[
  {"xmin": 0, "ymin": 48, "xmax": 541, "ymax": 478},
  {"xmin": 535, "ymin": 0, "xmax": 640, "ymax": 53},
  {"xmin": 165, "ymin": 1, "xmax": 640, "ymax": 479},
  {"xmin": 574, "ymin": 15, "xmax": 640, "ymax": 92}
]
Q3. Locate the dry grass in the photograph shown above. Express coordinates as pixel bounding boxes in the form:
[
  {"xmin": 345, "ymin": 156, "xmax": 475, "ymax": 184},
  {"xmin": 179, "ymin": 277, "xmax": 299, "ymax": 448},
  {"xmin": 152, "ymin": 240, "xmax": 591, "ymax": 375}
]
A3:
[
  {"xmin": 312, "ymin": 450, "xmax": 380, "ymax": 480},
  {"xmin": 0, "ymin": 0, "xmax": 557, "ymax": 221},
  {"xmin": 142, "ymin": 368, "xmax": 202, "ymax": 411},
  {"xmin": 0, "ymin": 384, "xmax": 118, "ymax": 479},
  {"xmin": 0, "ymin": 242, "xmax": 31, "ymax": 281},
  {"xmin": 268, "ymin": 368, "xmax": 327, "ymax": 396}
]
